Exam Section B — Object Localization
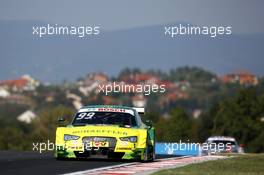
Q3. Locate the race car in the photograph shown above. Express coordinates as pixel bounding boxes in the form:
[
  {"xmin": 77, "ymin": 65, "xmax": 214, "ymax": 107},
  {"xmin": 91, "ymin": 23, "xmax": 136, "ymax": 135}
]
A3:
[
  {"xmin": 55, "ymin": 105, "xmax": 155, "ymax": 161},
  {"xmin": 202, "ymin": 136, "xmax": 240, "ymax": 155}
]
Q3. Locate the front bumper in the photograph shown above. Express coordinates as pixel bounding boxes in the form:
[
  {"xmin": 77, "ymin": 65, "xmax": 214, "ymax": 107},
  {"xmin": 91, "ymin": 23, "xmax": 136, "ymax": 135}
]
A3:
[
  {"xmin": 55, "ymin": 147, "xmax": 145, "ymax": 160},
  {"xmin": 55, "ymin": 136, "xmax": 146, "ymax": 160}
]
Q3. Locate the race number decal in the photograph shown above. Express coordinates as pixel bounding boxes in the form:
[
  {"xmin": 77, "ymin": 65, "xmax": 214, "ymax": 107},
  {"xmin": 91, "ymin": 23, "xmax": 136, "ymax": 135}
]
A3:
[{"xmin": 76, "ymin": 112, "xmax": 95, "ymax": 120}]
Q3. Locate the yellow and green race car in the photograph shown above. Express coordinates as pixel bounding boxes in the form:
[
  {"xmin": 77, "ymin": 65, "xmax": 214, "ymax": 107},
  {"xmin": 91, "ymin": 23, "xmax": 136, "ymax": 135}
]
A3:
[{"xmin": 55, "ymin": 105, "xmax": 155, "ymax": 161}]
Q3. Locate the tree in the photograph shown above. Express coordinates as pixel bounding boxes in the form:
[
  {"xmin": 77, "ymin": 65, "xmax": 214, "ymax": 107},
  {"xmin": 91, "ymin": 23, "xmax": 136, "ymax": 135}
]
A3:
[
  {"xmin": 31, "ymin": 106, "xmax": 74, "ymax": 142},
  {"xmin": 168, "ymin": 66, "xmax": 216, "ymax": 83},
  {"xmin": 196, "ymin": 105, "xmax": 219, "ymax": 142},
  {"xmin": 156, "ymin": 107, "xmax": 192, "ymax": 142},
  {"xmin": 211, "ymin": 88, "xmax": 264, "ymax": 152}
]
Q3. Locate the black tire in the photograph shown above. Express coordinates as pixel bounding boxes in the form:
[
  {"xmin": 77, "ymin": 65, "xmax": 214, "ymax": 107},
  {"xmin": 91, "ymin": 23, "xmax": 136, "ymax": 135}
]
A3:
[
  {"xmin": 149, "ymin": 136, "xmax": 156, "ymax": 162},
  {"xmin": 142, "ymin": 133, "xmax": 155, "ymax": 162}
]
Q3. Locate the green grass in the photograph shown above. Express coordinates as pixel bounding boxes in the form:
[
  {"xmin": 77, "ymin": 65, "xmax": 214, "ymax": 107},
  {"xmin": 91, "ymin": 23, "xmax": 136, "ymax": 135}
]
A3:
[{"xmin": 153, "ymin": 154, "xmax": 264, "ymax": 175}]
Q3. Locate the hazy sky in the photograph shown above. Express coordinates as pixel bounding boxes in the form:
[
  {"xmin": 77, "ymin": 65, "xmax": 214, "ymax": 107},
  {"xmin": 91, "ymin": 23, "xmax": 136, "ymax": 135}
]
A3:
[{"xmin": 0, "ymin": 0, "xmax": 263, "ymax": 34}]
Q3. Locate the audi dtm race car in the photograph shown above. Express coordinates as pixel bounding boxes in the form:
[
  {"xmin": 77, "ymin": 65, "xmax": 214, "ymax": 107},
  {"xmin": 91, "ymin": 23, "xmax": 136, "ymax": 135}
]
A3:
[
  {"xmin": 55, "ymin": 105, "xmax": 155, "ymax": 161},
  {"xmin": 202, "ymin": 136, "xmax": 240, "ymax": 155}
]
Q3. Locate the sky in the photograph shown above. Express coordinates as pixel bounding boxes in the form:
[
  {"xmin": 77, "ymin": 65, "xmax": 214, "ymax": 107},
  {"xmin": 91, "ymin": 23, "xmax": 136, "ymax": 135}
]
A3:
[
  {"xmin": 0, "ymin": 0, "xmax": 263, "ymax": 34},
  {"xmin": 0, "ymin": 0, "xmax": 264, "ymax": 83}
]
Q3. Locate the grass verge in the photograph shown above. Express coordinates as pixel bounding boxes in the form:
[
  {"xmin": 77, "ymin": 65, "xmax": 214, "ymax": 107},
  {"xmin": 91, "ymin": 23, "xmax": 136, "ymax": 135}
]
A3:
[{"xmin": 153, "ymin": 154, "xmax": 264, "ymax": 175}]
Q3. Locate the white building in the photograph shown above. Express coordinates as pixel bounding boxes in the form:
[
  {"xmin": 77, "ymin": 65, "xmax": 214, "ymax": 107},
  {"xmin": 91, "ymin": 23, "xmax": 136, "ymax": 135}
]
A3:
[
  {"xmin": 17, "ymin": 110, "xmax": 37, "ymax": 124},
  {"xmin": 0, "ymin": 88, "xmax": 10, "ymax": 98}
]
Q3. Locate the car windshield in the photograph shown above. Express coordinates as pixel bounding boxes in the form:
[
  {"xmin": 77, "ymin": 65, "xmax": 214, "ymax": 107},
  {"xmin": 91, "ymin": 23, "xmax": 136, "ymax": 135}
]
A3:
[{"xmin": 72, "ymin": 112, "xmax": 137, "ymax": 127}]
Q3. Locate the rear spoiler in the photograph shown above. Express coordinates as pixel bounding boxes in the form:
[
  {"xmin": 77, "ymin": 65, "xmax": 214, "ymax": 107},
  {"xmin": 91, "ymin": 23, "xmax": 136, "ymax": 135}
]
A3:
[{"xmin": 133, "ymin": 107, "xmax": 145, "ymax": 114}]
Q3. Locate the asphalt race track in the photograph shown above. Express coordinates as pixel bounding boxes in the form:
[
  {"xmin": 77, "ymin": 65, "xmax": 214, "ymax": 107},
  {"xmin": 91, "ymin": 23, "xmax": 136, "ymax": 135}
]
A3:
[
  {"xmin": 0, "ymin": 151, "xmax": 178, "ymax": 175},
  {"xmin": 0, "ymin": 151, "xmax": 127, "ymax": 175}
]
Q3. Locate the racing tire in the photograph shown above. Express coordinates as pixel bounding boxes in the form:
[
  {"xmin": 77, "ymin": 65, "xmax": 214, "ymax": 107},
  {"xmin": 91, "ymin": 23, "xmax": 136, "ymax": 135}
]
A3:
[{"xmin": 142, "ymin": 134, "xmax": 155, "ymax": 162}]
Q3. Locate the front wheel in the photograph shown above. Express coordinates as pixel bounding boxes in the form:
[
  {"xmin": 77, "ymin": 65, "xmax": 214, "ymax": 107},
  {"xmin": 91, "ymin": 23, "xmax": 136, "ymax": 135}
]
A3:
[{"xmin": 142, "ymin": 136, "xmax": 155, "ymax": 162}]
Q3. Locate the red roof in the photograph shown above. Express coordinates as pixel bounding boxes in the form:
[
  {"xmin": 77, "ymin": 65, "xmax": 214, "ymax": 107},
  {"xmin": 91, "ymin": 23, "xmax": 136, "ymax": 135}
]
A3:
[
  {"xmin": 120, "ymin": 73, "xmax": 160, "ymax": 83},
  {"xmin": 0, "ymin": 78, "xmax": 28, "ymax": 88},
  {"xmin": 220, "ymin": 70, "xmax": 258, "ymax": 85}
]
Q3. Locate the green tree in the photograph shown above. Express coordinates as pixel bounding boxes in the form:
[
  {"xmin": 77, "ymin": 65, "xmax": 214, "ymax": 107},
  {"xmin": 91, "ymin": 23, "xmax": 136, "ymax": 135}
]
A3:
[
  {"xmin": 212, "ymin": 88, "xmax": 264, "ymax": 152},
  {"xmin": 156, "ymin": 107, "xmax": 191, "ymax": 142},
  {"xmin": 31, "ymin": 106, "xmax": 74, "ymax": 143}
]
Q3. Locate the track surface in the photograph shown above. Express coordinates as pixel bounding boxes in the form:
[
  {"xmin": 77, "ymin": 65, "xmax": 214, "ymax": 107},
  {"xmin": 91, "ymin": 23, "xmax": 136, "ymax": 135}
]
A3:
[
  {"xmin": 0, "ymin": 151, "xmax": 177, "ymax": 175},
  {"xmin": 0, "ymin": 151, "xmax": 126, "ymax": 175}
]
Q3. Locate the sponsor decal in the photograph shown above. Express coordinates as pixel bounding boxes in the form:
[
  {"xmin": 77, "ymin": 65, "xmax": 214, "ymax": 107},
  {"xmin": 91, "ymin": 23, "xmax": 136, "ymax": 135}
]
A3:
[
  {"xmin": 72, "ymin": 129, "xmax": 128, "ymax": 135},
  {"xmin": 78, "ymin": 107, "xmax": 134, "ymax": 115},
  {"xmin": 120, "ymin": 141, "xmax": 129, "ymax": 146}
]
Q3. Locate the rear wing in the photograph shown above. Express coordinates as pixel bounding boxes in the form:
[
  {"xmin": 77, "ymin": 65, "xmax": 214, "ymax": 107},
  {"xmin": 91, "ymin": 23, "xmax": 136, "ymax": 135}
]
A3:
[{"xmin": 133, "ymin": 107, "xmax": 145, "ymax": 114}]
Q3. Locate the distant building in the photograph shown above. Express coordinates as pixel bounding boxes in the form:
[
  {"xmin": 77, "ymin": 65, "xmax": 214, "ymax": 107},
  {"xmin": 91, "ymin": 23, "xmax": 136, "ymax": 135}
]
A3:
[
  {"xmin": 192, "ymin": 109, "xmax": 202, "ymax": 119},
  {"xmin": 66, "ymin": 92, "xmax": 83, "ymax": 110},
  {"xmin": 84, "ymin": 72, "xmax": 108, "ymax": 85},
  {"xmin": 120, "ymin": 73, "xmax": 160, "ymax": 84},
  {"xmin": 102, "ymin": 96, "xmax": 116, "ymax": 105},
  {"xmin": 17, "ymin": 110, "xmax": 37, "ymax": 124},
  {"xmin": 79, "ymin": 82, "xmax": 99, "ymax": 96},
  {"xmin": 0, "ymin": 75, "xmax": 39, "ymax": 92},
  {"xmin": 0, "ymin": 94, "xmax": 32, "ymax": 106},
  {"xmin": 0, "ymin": 88, "xmax": 10, "ymax": 98},
  {"xmin": 78, "ymin": 72, "xmax": 108, "ymax": 96},
  {"xmin": 175, "ymin": 81, "xmax": 191, "ymax": 91},
  {"xmin": 159, "ymin": 91, "xmax": 188, "ymax": 106},
  {"xmin": 132, "ymin": 94, "xmax": 147, "ymax": 107},
  {"xmin": 221, "ymin": 71, "xmax": 258, "ymax": 86}
]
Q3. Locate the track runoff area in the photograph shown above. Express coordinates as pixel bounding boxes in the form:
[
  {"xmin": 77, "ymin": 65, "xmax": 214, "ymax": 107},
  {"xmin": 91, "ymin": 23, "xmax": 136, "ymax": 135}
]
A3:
[
  {"xmin": 65, "ymin": 156, "xmax": 226, "ymax": 175},
  {"xmin": 63, "ymin": 142, "xmax": 227, "ymax": 175}
]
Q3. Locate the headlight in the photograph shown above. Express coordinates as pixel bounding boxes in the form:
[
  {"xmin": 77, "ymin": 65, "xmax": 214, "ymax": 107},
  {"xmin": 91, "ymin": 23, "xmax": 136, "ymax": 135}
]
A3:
[
  {"xmin": 120, "ymin": 136, "xmax": 137, "ymax": 143},
  {"xmin": 64, "ymin": 134, "xmax": 80, "ymax": 141}
]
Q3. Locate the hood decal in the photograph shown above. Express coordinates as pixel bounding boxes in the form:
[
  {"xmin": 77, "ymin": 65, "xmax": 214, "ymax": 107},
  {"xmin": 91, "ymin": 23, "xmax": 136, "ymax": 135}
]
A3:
[{"xmin": 72, "ymin": 129, "xmax": 128, "ymax": 136}]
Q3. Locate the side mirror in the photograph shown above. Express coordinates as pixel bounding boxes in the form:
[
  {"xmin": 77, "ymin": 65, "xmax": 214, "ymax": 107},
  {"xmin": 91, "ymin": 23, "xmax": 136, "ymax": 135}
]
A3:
[
  {"xmin": 58, "ymin": 117, "xmax": 66, "ymax": 126},
  {"xmin": 145, "ymin": 120, "xmax": 152, "ymax": 128}
]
